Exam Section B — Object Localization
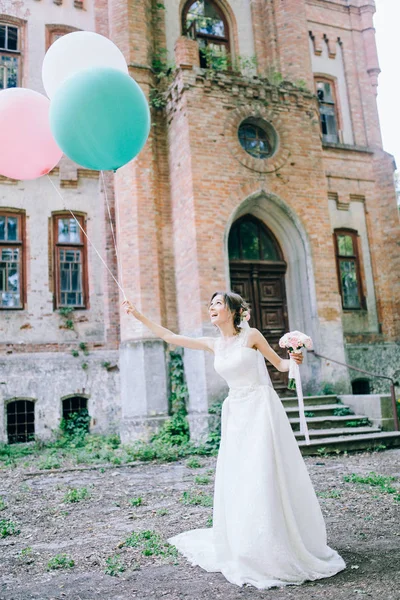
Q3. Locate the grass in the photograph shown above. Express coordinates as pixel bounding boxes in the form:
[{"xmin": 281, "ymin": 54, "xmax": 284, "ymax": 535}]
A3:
[
  {"xmin": 37, "ymin": 455, "xmax": 61, "ymax": 470},
  {"xmin": 317, "ymin": 489, "xmax": 341, "ymax": 499},
  {"xmin": 156, "ymin": 508, "xmax": 168, "ymax": 516},
  {"xmin": 63, "ymin": 487, "xmax": 90, "ymax": 503},
  {"xmin": 194, "ymin": 476, "xmax": 210, "ymax": 485},
  {"xmin": 0, "ymin": 518, "xmax": 20, "ymax": 538},
  {"xmin": 47, "ymin": 553, "xmax": 75, "ymax": 570},
  {"xmin": 18, "ymin": 547, "xmax": 34, "ymax": 563},
  {"xmin": 344, "ymin": 471, "xmax": 400, "ymax": 502},
  {"xmin": 0, "ymin": 407, "xmax": 219, "ymax": 473},
  {"xmin": 181, "ymin": 490, "xmax": 213, "ymax": 507},
  {"xmin": 129, "ymin": 496, "xmax": 143, "ymax": 507},
  {"xmin": 105, "ymin": 554, "xmax": 125, "ymax": 576},
  {"xmin": 123, "ymin": 530, "xmax": 178, "ymax": 558},
  {"xmin": 186, "ymin": 458, "xmax": 202, "ymax": 469},
  {"xmin": 333, "ymin": 406, "xmax": 352, "ymax": 417},
  {"xmin": 345, "ymin": 419, "xmax": 370, "ymax": 428},
  {"xmin": 0, "ymin": 496, "xmax": 6, "ymax": 511}
]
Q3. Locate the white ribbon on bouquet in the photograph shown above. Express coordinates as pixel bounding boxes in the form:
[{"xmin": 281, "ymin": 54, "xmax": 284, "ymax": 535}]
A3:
[{"xmin": 289, "ymin": 352, "xmax": 310, "ymax": 445}]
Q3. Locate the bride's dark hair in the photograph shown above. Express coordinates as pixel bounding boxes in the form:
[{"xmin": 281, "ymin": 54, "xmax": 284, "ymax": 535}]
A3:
[{"xmin": 210, "ymin": 291, "xmax": 250, "ymax": 333}]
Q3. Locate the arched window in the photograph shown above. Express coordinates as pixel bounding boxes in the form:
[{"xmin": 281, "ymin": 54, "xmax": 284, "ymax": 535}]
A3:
[
  {"xmin": 7, "ymin": 399, "xmax": 35, "ymax": 444},
  {"xmin": 228, "ymin": 216, "xmax": 282, "ymax": 261},
  {"xmin": 62, "ymin": 395, "xmax": 90, "ymax": 432},
  {"xmin": 183, "ymin": 0, "xmax": 230, "ymax": 69},
  {"xmin": 62, "ymin": 395, "xmax": 88, "ymax": 419}
]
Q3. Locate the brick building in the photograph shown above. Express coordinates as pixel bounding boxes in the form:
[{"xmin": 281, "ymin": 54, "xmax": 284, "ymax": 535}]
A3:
[{"xmin": 0, "ymin": 0, "xmax": 399, "ymax": 444}]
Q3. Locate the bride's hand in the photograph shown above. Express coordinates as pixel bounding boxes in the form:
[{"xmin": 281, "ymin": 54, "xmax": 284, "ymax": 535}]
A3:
[
  {"xmin": 289, "ymin": 352, "xmax": 303, "ymax": 365},
  {"xmin": 122, "ymin": 299, "xmax": 141, "ymax": 319}
]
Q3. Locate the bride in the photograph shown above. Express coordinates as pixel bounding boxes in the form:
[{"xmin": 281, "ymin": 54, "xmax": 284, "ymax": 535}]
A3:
[{"xmin": 123, "ymin": 291, "xmax": 346, "ymax": 589}]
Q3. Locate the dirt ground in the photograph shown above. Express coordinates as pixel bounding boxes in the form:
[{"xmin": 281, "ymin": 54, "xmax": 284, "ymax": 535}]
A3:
[{"xmin": 0, "ymin": 449, "xmax": 399, "ymax": 600}]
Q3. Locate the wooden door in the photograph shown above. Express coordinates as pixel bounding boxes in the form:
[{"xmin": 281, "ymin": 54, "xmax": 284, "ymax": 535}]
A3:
[{"xmin": 228, "ymin": 217, "xmax": 289, "ymax": 393}]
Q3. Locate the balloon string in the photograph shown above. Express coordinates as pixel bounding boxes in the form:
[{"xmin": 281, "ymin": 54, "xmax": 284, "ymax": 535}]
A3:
[
  {"xmin": 47, "ymin": 175, "xmax": 127, "ymax": 300},
  {"xmin": 101, "ymin": 170, "xmax": 124, "ymax": 292}
]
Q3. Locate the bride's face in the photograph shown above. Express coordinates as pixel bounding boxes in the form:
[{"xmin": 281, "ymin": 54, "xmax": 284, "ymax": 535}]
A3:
[{"xmin": 208, "ymin": 295, "xmax": 233, "ymax": 326}]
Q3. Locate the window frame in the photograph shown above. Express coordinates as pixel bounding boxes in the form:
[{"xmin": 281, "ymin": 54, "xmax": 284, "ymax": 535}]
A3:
[
  {"xmin": 334, "ymin": 228, "xmax": 365, "ymax": 311},
  {"xmin": 315, "ymin": 75, "xmax": 341, "ymax": 144},
  {"xmin": 45, "ymin": 24, "xmax": 80, "ymax": 51},
  {"xmin": 6, "ymin": 398, "xmax": 35, "ymax": 444},
  {"xmin": 0, "ymin": 19, "xmax": 22, "ymax": 89},
  {"xmin": 182, "ymin": 0, "xmax": 230, "ymax": 68},
  {"xmin": 0, "ymin": 210, "xmax": 26, "ymax": 310},
  {"xmin": 229, "ymin": 215, "xmax": 284, "ymax": 263},
  {"xmin": 52, "ymin": 212, "xmax": 89, "ymax": 310}
]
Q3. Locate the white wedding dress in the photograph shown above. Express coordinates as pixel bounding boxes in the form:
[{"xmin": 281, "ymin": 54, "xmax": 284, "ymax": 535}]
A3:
[{"xmin": 169, "ymin": 328, "xmax": 346, "ymax": 589}]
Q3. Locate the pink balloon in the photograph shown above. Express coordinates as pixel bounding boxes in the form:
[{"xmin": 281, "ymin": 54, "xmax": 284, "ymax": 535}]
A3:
[{"xmin": 0, "ymin": 88, "xmax": 63, "ymax": 180}]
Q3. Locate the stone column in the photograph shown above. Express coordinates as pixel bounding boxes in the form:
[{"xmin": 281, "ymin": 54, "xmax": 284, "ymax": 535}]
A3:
[
  {"xmin": 271, "ymin": 0, "xmax": 314, "ymax": 88},
  {"xmin": 104, "ymin": 0, "xmax": 170, "ymax": 442}
]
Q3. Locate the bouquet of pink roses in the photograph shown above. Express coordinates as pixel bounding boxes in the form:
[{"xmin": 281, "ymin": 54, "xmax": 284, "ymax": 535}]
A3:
[
  {"xmin": 279, "ymin": 330, "xmax": 313, "ymax": 445},
  {"xmin": 279, "ymin": 330, "xmax": 312, "ymax": 390}
]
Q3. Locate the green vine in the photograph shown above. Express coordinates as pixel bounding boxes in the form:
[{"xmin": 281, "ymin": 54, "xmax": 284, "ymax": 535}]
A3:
[
  {"xmin": 168, "ymin": 351, "xmax": 188, "ymax": 416},
  {"xmin": 150, "ymin": 351, "xmax": 190, "ymax": 446},
  {"xmin": 200, "ymin": 48, "xmax": 258, "ymax": 76},
  {"xmin": 149, "ymin": 1, "xmax": 174, "ymax": 110},
  {"xmin": 60, "ymin": 409, "xmax": 90, "ymax": 438}
]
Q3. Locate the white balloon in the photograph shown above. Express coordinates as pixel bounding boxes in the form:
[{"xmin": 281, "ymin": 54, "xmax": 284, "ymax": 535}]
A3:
[{"xmin": 42, "ymin": 31, "xmax": 128, "ymax": 99}]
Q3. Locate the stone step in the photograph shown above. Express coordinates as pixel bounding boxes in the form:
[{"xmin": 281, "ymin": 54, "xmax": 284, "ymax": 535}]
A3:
[
  {"xmin": 294, "ymin": 426, "xmax": 381, "ymax": 439},
  {"xmin": 281, "ymin": 395, "xmax": 338, "ymax": 407},
  {"xmin": 285, "ymin": 404, "xmax": 352, "ymax": 418},
  {"xmin": 289, "ymin": 414, "xmax": 370, "ymax": 430},
  {"xmin": 298, "ymin": 431, "xmax": 400, "ymax": 455}
]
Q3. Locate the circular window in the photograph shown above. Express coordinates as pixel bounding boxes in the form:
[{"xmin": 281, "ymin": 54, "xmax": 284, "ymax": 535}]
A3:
[{"xmin": 238, "ymin": 118, "xmax": 278, "ymax": 160}]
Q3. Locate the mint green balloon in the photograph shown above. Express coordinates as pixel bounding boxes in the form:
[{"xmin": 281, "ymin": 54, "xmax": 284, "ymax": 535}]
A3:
[{"xmin": 49, "ymin": 67, "xmax": 150, "ymax": 171}]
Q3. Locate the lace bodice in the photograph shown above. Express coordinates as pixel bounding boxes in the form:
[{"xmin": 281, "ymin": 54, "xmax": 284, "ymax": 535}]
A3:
[{"xmin": 214, "ymin": 328, "xmax": 271, "ymax": 390}]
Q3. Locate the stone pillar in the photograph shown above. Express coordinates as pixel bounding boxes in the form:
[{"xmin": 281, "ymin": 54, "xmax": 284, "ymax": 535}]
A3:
[
  {"xmin": 271, "ymin": 0, "xmax": 313, "ymax": 88},
  {"xmin": 166, "ymin": 73, "xmax": 215, "ymax": 442},
  {"xmin": 249, "ymin": 0, "xmax": 279, "ymax": 75},
  {"xmin": 174, "ymin": 37, "xmax": 200, "ymax": 70},
  {"xmin": 105, "ymin": 0, "xmax": 170, "ymax": 441},
  {"xmin": 359, "ymin": 2, "xmax": 383, "ymax": 147}
]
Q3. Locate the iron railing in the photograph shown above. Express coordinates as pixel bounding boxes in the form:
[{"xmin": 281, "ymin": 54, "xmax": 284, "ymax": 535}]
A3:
[{"xmin": 308, "ymin": 350, "xmax": 399, "ymax": 432}]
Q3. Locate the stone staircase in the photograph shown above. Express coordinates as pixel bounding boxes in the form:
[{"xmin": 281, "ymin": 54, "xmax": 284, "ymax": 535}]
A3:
[{"xmin": 281, "ymin": 394, "xmax": 400, "ymax": 455}]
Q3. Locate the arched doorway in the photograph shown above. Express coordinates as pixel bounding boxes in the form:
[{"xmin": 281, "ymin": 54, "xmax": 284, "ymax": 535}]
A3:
[{"xmin": 228, "ymin": 215, "xmax": 289, "ymax": 391}]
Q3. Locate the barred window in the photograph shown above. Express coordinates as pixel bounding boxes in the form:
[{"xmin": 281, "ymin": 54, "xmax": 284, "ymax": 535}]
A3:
[
  {"xmin": 53, "ymin": 214, "xmax": 88, "ymax": 308},
  {"xmin": 0, "ymin": 211, "xmax": 24, "ymax": 309},
  {"xmin": 7, "ymin": 399, "xmax": 35, "ymax": 444}
]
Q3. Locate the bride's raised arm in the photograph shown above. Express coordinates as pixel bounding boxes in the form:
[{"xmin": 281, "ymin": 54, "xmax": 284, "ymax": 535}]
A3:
[
  {"xmin": 247, "ymin": 328, "xmax": 303, "ymax": 372},
  {"xmin": 122, "ymin": 300, "xmax": 214, "ymax": 353}
]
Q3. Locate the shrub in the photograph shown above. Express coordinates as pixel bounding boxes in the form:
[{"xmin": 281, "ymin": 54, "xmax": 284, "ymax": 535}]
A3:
[
  {"xmin": 47, "ymin": 554, "xmax": 74, "ymax": 570},
  {"xmin": 0, "ymin": 519, "xmax": 20, "ymax": 538}
]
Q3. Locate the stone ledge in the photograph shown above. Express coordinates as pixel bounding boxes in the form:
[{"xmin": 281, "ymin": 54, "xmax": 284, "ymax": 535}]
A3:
[{"xmin": 322, "ymin": 142, "xmax": 374, "ymax": 154}]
